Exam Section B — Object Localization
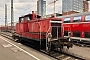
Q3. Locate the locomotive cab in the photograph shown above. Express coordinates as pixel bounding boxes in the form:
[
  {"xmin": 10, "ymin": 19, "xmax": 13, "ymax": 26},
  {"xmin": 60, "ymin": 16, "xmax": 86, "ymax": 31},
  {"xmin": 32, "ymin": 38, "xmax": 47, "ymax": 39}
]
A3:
[
  {"xmin": 46, "ymin": 18, "xmax": 73, "ymax": 51},
  {"xmin": 50, "ymin": 20, "xmax": 62, "ymax": 39}
]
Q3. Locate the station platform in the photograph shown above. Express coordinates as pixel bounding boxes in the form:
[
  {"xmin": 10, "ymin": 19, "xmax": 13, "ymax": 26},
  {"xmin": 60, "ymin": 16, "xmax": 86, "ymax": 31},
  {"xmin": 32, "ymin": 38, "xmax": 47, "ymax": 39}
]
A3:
[
  {"xmin": 0, "ymin": 36, "xmax": 55, "ymax": 60},
  {"xmin": 65, "ymin": 45, "xmax": 90, "ymax": 60}
]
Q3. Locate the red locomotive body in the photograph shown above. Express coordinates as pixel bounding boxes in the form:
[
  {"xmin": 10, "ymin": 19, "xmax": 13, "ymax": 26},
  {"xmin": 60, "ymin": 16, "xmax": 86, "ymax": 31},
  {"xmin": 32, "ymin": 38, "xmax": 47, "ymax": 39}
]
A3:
[
  {"xmin": 58, "ymin": 12, "xmax": 90, "ymax": 44},
  {"xmin": 14, "ymin": 11, "xmax": 73, "ymax": 50}
]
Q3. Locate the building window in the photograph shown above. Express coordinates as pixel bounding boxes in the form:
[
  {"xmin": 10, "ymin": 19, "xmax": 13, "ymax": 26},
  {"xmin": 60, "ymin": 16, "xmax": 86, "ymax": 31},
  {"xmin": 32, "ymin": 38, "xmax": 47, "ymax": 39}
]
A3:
[
  {"xmin": 73, "ymin": 31, "xmax": 81, "ymax": 37},
  {"xmin": 64, "ymin": 31, "xmax": 68, "ymax": 36},
  {"xmin": 73, "ymin": 16, "xmax": 81, "ymax": 22},
  {"xmin": 85, "ymin": 15, "xmax": 90, "ymax": 22},
  {"xmin": 84, "ymin": 32, "xmax": 90, "ymax": 38},
  {"xmin": 64, "ymin": 17, "xmax": 70, "ymax": 23}
]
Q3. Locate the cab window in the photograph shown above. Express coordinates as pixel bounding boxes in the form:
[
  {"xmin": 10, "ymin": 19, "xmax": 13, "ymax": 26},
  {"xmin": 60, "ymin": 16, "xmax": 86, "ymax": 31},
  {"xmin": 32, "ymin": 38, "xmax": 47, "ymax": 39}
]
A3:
[{"xmin": 25, "ymin": 17, "xmax": 30, "ymax": 20}]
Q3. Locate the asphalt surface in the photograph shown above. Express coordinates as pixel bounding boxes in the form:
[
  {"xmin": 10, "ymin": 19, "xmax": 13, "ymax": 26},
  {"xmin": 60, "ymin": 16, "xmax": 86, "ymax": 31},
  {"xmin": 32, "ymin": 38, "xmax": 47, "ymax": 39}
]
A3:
[
  {"xmin": 63, "ymin": 45, "xmax": 90, "ymax": 60},
  {"xmin": 0, "ymin": 35, "xmax": 55, "ymax": 60}
]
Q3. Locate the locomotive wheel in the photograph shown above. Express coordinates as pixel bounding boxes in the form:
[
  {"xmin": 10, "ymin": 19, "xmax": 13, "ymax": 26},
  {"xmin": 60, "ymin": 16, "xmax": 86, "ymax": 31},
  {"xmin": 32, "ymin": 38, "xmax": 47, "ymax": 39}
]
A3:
[
  {"xmin": 12, "ymin": 36, "xmax": 15, "ymax": 39},
  {"xmin": 17, "ymin": 37, "xmax": 22, "ymax": 43},
  {"xmin": 48, "ymin": 42, "xmax": 51, "ymax": 52}
]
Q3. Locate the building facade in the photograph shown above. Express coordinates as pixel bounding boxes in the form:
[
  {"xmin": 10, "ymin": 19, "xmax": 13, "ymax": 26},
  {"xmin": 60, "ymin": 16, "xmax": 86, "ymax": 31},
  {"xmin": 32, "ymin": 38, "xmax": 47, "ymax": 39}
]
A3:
[
  {"xmin": 83, "ymin": 1, "xmax": 88, "ymax": 12},
  {"xmin": 37, "ymin": 0, "xmax": 46, "ymax": 17},
  {"xmin": 62, "ymin": 0, "xmax": 89, "ymax": 15}
]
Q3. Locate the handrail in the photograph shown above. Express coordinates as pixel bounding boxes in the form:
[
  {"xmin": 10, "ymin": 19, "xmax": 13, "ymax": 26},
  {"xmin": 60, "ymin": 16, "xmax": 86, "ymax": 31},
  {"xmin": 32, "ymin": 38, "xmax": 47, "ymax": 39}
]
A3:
[
  {"xmin": 46, "ymin": 27, "xmax": 51, "ymax": 37},
  {"xmin": 45, "ymin": 26, "xmax": 51, "ymax": 51}
]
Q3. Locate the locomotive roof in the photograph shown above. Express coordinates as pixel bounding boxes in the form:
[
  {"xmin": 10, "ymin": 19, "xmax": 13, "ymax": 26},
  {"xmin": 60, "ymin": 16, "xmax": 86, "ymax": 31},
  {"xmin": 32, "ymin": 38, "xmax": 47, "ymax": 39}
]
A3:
[
  {"xmin": 57, "ymin": 12, "xmax": 90, "ymax": 18},
  {"xmin": 19, "ymin": 13, "xmax": 41, "ymax": 18},
  {"xmin": 19, "ymin": 14, "xmax": 32, "ymax": 18}
]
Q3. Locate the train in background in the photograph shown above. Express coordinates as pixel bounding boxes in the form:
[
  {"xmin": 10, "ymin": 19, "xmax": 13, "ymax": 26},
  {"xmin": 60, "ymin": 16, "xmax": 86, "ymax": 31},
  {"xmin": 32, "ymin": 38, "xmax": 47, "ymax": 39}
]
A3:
[
  {"xmin": 12, "ymin": 11, "xmax": 73, "ymax": 51},
  {"xmin": 58, "ymin": 12, "xmax": 90, "ymax": 45},
  {"xmin": 0, "ymin": 26, "xmax": 14, "ymax": 32}
]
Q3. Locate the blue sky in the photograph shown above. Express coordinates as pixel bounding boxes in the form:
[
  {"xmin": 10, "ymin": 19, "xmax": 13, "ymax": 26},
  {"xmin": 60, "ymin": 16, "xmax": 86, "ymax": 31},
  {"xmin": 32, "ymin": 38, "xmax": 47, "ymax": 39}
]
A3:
[{"xmin": 0, "ymin": 0, "xmax": 62, "ymax": 25}]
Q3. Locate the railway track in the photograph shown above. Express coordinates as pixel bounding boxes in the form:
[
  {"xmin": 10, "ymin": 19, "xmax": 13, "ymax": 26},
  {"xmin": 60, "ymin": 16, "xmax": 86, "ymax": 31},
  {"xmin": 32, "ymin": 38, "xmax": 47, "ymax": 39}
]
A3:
[
  {"xmin": 0, "ymin": 32, "xmax": 86, "ymax": 60},
  {"xmin": 71, "ymin": 40, "xmax": 90, "ymax": 47},
  {"xmin": 40, "ymin": 49, "xmax": 85, "ymax": 60}
]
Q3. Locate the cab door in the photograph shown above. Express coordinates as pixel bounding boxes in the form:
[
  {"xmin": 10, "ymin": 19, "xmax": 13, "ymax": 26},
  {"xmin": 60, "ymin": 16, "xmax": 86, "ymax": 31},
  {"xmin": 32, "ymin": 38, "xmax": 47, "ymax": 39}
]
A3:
[{"xmin": 50, "ymin": 20, "xmax": 62, "ymax": 39}]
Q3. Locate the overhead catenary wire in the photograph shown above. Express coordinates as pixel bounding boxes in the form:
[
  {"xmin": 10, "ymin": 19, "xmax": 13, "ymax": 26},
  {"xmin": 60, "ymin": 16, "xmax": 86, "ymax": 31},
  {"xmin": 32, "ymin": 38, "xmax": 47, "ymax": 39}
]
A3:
[
  {"xmin": 0, "ymin": 18, "xmax": 5, "ymax": 22},
  {"xmin": 47, "ymin": 0, "xmax": 58, "ymax": 14},
  {"xmin": 0, "ymin": 1, "xmax": 34, "ymax": 26}
]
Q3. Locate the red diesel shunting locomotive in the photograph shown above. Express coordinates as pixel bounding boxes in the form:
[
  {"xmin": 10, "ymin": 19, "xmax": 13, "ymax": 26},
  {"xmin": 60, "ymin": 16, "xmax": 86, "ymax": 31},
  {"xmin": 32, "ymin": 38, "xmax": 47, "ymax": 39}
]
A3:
[{"xmin": 13, "ymin": 11, "xmax": 73, "ymax": 51}]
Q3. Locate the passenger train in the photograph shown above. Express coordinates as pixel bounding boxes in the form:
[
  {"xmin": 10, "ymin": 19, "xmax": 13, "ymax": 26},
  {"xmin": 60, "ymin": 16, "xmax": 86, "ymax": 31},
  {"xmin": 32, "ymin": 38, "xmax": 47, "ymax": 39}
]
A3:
[{"xmin": 58, "ymin": 12, "xmax": 90, "ymax": 45}]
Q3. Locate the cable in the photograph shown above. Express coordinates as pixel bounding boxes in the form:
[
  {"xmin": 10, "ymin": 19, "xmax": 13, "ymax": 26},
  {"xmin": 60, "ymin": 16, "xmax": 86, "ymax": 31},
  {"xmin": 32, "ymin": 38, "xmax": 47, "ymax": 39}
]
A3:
[{"xmin": 0, "ymin": 18, "xmax": 5, "ymax": 22}]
